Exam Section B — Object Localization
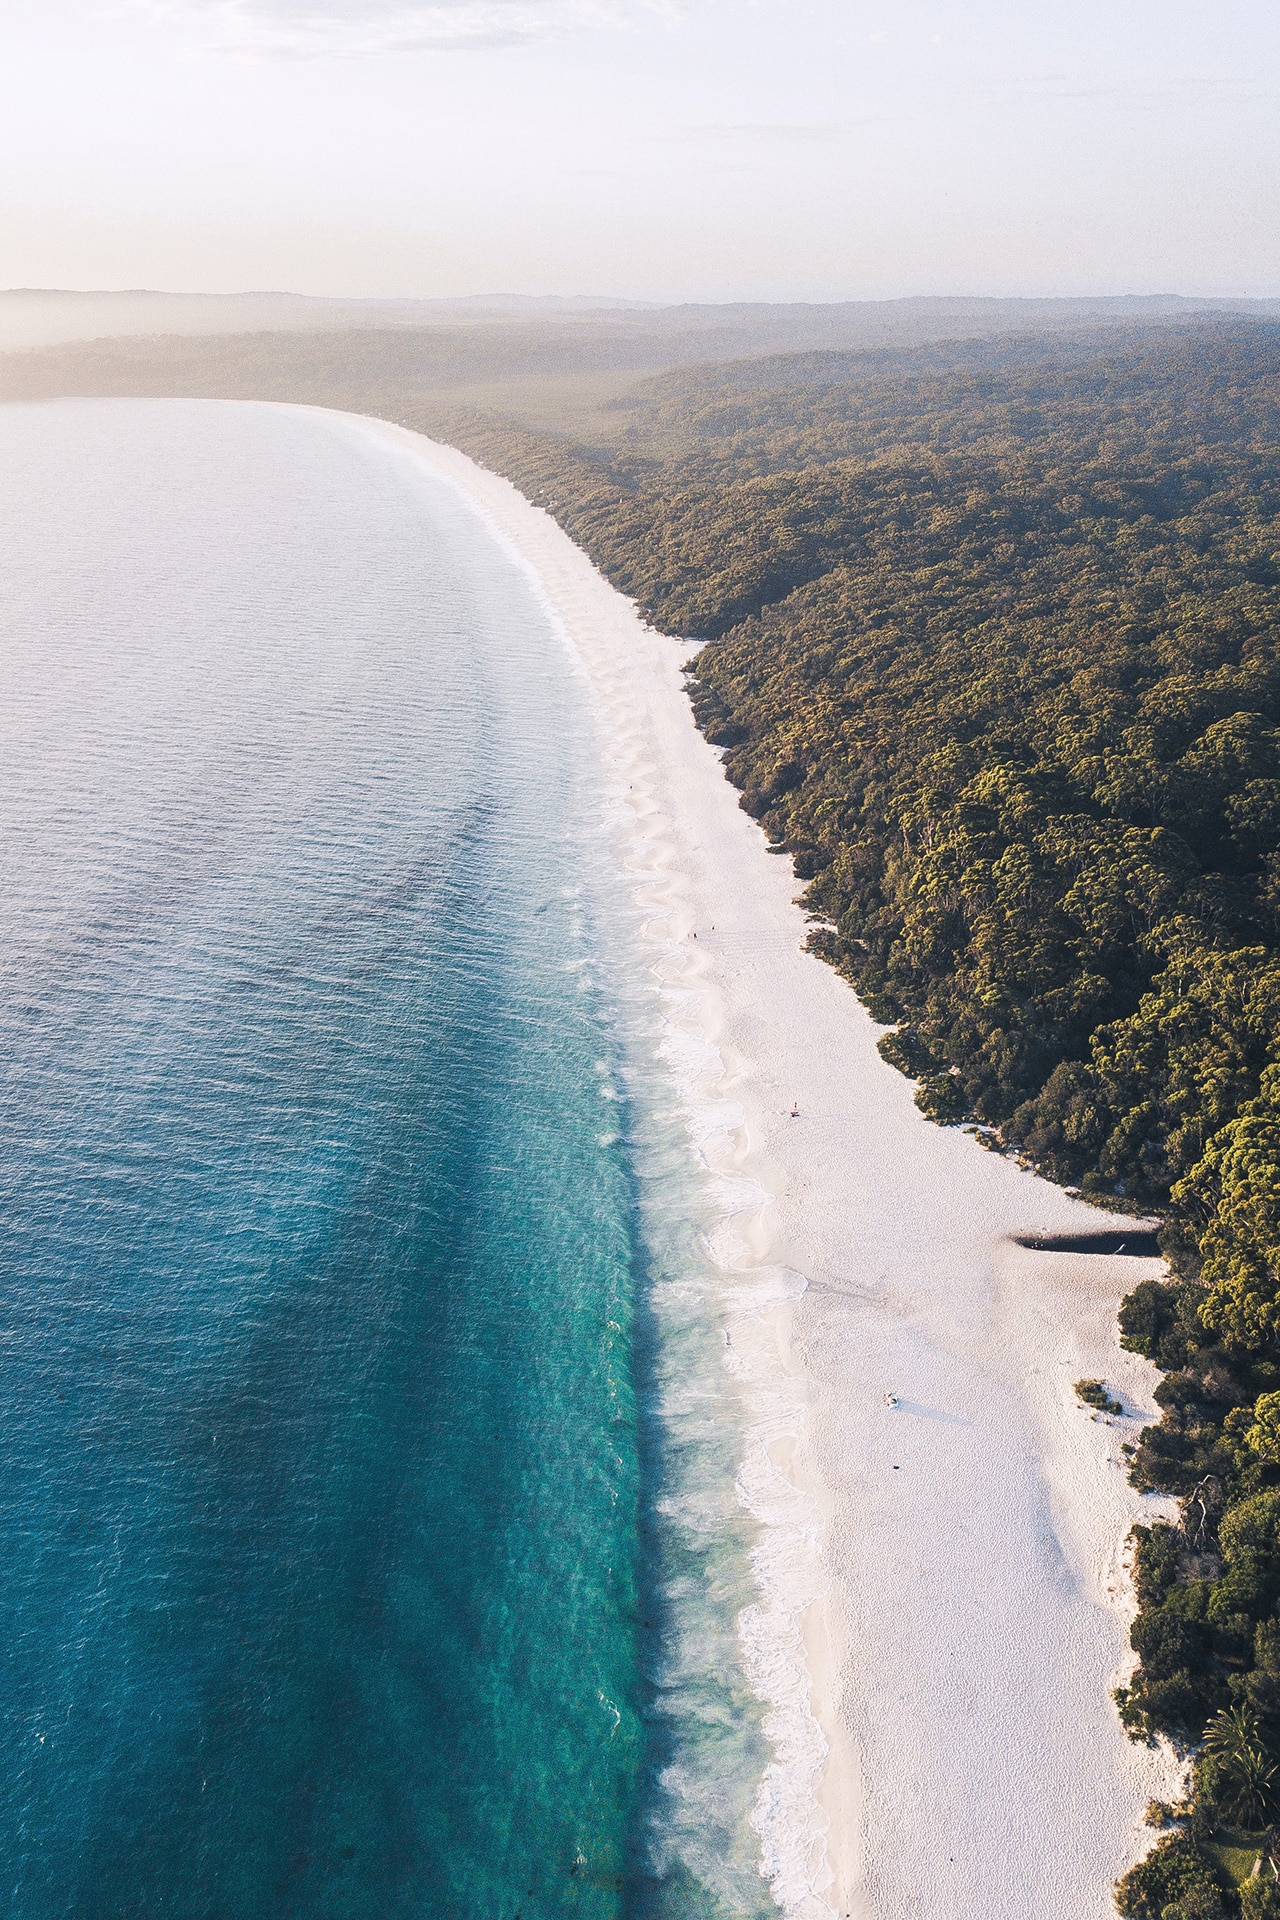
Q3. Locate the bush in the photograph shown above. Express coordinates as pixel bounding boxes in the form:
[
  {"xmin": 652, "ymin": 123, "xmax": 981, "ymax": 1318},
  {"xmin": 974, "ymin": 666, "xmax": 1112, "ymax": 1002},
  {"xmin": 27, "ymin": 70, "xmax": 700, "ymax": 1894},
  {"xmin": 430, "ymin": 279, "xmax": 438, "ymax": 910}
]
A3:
[
  {"xmin": 1115, "ymin": 1833, "xmax": 1222, "ymax": 1917},
  {"xmin": 1161, "ymin": 1886, "xmax": 1230, "ymax": 1920},
  {"xmin": 1242, "ymin": 1877, "xmax": 1280, "ymax": 1920},
  {"xmin": 1194, "ymin": 1706, "xmax": 1280, "ymax": 1830},
  {"xmin": 1248, "ymin": 1394, "xmax": 1280, "ymax": 1464},
  {"xmin": 1079, "ymin": 1377, "xmax": 1125, "ymax": 1414},
  {"xmin": 1132, "ymin": 1609, "xmax": 1211, "ymax": 1683},
  {"xmin": 1257, "ymin": 1620, "xmax": 1280, "ymax": 1676},
  {"xmin": 1121, "ymin": 1280, "xmax": 1193, "ymax": 1367},
  {"xmin": 1179, "ymin": 1065, "xmax": 1280, "ymax": 1357},
  {"xmin": 1221, "ymin": 1492, "xmax": 1280, "ymax": 1574},
  {"xmin": 1134, "ymin": 1525, "xmax": 1186, "ymax": 1611}
]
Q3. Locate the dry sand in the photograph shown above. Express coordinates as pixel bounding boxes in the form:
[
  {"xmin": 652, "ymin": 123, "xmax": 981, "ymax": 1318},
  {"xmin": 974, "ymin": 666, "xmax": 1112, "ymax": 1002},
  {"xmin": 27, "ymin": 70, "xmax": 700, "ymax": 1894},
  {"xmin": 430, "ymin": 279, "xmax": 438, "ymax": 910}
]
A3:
[{"xmin": 323, "ymin": 410, "xmax": 1185, "ymax": 1920}]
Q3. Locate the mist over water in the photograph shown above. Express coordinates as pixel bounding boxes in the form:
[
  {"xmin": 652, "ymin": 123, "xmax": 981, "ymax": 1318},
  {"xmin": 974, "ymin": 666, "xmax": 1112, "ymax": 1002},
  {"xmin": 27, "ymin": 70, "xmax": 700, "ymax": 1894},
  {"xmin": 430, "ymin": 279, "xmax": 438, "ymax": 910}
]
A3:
[{"xmin": 0, "ymin": 400, "xmax": 774, "ymax": 1919}]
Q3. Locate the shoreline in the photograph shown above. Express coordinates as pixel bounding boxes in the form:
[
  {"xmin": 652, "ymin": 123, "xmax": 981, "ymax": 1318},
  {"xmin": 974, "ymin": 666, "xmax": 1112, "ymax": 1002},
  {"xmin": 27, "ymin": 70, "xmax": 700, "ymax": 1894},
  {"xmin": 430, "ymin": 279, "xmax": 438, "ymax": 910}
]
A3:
[{"xmin": 323, "ymin": 410, "xmax": 1185, "ymax": 1917}]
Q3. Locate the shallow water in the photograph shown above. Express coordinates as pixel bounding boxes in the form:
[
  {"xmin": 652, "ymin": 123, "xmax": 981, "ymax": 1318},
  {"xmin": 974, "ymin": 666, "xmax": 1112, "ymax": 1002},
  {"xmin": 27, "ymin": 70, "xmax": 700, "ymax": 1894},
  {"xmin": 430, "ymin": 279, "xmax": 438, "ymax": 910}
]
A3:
[{"xmin": 0, "ymin": 400, "xmax": 775, "ymax": 1920}]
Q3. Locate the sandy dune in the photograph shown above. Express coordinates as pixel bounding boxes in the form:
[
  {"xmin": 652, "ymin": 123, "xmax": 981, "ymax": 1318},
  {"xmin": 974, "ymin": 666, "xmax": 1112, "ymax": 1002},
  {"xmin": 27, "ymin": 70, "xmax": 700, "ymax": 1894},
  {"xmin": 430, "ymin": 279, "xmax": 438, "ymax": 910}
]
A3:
[{"xmin": 328, "ymin": 410, "xmax": 1184, "ymax": 1920}]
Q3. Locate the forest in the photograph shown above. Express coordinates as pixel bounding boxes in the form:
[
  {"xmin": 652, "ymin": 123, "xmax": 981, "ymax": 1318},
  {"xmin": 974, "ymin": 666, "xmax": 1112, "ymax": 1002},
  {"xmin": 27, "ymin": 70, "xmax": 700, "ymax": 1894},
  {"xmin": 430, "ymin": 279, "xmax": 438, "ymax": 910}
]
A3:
[
  {"xmin": 433, "ymin": 322, "xmax": 1280, "ymax": 1920},
  {"xmin": 8, "ymin": 307, "xmax": 1280, "ymax": 1912}
]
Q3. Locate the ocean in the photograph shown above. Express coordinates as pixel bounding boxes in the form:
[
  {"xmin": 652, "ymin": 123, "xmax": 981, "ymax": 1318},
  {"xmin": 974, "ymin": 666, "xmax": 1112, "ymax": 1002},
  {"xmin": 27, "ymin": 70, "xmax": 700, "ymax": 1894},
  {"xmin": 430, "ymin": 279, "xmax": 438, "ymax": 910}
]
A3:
[{"xmin": 0, "ymin": 400, "xmax": 777, "ymax": 1920}]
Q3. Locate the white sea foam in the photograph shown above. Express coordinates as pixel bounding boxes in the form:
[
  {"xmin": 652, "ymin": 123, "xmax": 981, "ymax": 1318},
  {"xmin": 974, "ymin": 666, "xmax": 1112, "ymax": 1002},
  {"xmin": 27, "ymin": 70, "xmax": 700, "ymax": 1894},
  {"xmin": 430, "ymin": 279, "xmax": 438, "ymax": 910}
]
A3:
[{"xmin": 649, "ymin": 974, "xmax": 837, "ymax": 1915}]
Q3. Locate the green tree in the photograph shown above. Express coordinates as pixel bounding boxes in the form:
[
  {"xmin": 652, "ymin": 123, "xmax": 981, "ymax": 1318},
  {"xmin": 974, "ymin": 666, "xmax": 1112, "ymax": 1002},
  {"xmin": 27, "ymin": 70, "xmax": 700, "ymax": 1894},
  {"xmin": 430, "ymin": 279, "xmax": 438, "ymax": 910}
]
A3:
[
  {"xmin": 1242, "ymin": 1875, "xmax": 1280, "ymax": 1920},
  {"xmin": 1200, "ymin": 1705, "xmax": 1280, "ymax": 1826},
  {"xmin": 1178, "ymin": 1066, "xmax": 1280, "ymax": 1353},
  {"xmin": 1248, "ymin": 1394, "xmax": 1280, "ymax": 1465},
  {"xmin": 1115, "ymin": 1833, "xmax": 1224, "ymax": 1918},
  {"xmin": 1160, "ymin": 1886, "xmax": 1229, "ymax": 1920}
]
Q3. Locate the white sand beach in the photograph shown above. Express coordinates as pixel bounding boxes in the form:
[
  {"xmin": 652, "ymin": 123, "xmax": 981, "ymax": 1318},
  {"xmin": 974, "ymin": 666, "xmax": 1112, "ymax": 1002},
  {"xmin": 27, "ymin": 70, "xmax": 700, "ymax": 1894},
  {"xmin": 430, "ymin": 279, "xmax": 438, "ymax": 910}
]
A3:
[{"xmin": 329, "ymin": 411, "xmax": 1184, "ymax": 1919}]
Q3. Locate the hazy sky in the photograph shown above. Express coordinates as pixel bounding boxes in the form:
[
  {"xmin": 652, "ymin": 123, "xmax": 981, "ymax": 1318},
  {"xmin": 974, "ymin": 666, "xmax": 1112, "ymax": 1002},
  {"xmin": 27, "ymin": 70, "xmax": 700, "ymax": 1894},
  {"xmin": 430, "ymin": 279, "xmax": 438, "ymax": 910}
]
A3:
[{"xmin": 4, "ymin": 0, "xmax": 1277, "ymax": 300}]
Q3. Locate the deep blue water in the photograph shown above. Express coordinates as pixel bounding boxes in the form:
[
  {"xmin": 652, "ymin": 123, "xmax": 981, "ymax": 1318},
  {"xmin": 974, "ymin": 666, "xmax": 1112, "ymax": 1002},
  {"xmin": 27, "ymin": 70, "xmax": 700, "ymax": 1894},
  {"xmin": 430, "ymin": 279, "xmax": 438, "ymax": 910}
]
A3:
[{"xmin": 0, "ymin": 401, "xmax": 774, "ymax": 1920}]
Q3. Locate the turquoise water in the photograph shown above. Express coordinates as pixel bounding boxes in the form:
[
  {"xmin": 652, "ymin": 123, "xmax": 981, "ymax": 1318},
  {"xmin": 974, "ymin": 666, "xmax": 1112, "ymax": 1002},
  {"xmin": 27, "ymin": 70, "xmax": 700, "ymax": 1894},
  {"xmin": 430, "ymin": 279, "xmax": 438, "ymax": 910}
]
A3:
[{"xmin": 0, "ymin": 402, "xmax": 775, "ymax": 1920}]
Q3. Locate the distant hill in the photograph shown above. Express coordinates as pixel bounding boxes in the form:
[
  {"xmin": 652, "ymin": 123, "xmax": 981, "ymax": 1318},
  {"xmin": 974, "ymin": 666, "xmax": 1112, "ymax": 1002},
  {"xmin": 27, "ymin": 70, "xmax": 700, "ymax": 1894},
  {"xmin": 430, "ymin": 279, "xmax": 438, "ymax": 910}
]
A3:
[{"xmin": 3, "ymin": 286, "xmax": 1278, "ymax": 388}]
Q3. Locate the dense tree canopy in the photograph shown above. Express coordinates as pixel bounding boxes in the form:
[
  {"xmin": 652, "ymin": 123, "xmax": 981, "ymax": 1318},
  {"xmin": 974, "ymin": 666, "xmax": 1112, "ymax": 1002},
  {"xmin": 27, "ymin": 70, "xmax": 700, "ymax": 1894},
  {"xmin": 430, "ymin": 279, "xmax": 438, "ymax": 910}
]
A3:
[{"xmin": 450, "ymin": 326, "xmax": 1280, "ymax": 1174}]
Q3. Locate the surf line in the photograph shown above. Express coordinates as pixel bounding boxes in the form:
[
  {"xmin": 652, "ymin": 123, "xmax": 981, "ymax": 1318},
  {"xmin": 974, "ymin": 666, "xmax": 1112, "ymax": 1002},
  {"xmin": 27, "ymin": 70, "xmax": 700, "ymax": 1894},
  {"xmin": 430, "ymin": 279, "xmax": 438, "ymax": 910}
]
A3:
[
  {"xmin": 318, "ymin": 416, "xmax": 836, "ymax": 1920},
  {"xmin": 308, "ymin": 410, "xmax": 841, "ymax": 1919}
]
